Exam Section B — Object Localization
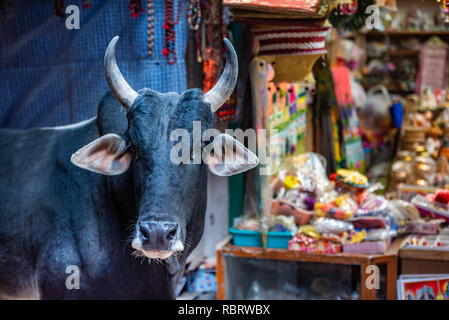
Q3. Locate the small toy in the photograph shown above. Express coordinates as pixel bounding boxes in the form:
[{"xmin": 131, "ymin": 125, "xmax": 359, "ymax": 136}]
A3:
[{"xmin": 349, "ymin": 229, "xmax": 366, "ymax": 244}]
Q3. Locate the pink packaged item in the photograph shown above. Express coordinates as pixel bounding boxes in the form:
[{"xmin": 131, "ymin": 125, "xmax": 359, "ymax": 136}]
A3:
[{"xmin": 343, "ymin": 239, "xmax": 391, "ymax": 254}]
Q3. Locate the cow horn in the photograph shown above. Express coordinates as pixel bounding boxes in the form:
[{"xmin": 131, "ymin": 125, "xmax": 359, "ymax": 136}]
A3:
[
  {"xmin": 204, "ymin": 38, "xmax": 238, "ymax": 112},
  {"xmin": 104, "ymin": 36, "xmax": 138, "ymax": 110}
]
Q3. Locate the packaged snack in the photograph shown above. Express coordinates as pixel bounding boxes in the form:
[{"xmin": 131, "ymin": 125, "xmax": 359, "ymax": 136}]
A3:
[
  {"xmin": 297, "ymin": 225, "xmax": 321, "ymax": 240},
  {"xmin": 411, "ymin": 194, "xmax": 449, "ymax": 223},
  {"xmin": 233, "ymin": 216, "xmax": 260, "ymax": 231},
  {"xmin": 363, "ymin": 228, "xmax": 397, "ymax": 241},
  {"xmin": 356, "ymin": 195, "xmax": 389, "ymax": 216},
  {"xmin": 268, "ymin": 215, "xmax": 298, "ymax": 234},
  {"xmin": 343, "ymin": 239, "xmax": 390, "ymax": 254},
  {"xmin": 350, "ymin": 216, "xmax": 389, "ymax": 229},
  {"xmin": 315, "ymin": 194, "xmax": 358, "ymax": 220},
  {"xmin": 288, "ymin": 234, "xmax": 342, "ymax": 253},
  {"xmin": 313, "ymin": 217, "xmax": 354, "ymax": 234},
  {"xmin": 276, "ymin": 153, "xmax": 332, "ymax": 195},
  {"xmin": 388, "ymin": 199, "xmax": 420, "ymax": 221},
  {"xmin": 403, "ymin": 220, "xmax": 444, "ymax": 235}
]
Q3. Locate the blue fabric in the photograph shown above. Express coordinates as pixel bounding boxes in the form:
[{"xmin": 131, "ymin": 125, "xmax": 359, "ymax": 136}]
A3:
[{"xmin": 0, "ymin": 0, "xmax": 188, "ymax": 129}]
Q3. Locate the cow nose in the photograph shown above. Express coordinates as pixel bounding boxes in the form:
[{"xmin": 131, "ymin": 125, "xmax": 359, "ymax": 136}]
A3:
[{"xmin": 138, "ymin": 221, "xmax": 179, "ymax": 251}]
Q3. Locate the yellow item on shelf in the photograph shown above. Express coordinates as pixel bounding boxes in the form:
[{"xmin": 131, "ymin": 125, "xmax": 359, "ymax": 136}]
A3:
[
  {"xmin": 298, "ymin": 225, "xmax": 321, "ymax": 240},
  {"xmin": 284, "ymin": 175, "xmax": 300, "ymax": 189},
  {"xmin": 350, "ymin": 230, "xmax": 367, "ymax": 244},
  {"xmin": 336, "ymin": 169, "xmax": 370, "ymax": 188}
]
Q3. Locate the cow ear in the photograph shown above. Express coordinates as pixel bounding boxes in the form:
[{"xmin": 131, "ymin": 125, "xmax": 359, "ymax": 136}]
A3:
[
  {"xmin": 71, "ymin": 133, "xmax": 132, "ymax": 175},
  {"xmin": 204, "ymin": 133, "xmax": 259, "ymax": 176}
]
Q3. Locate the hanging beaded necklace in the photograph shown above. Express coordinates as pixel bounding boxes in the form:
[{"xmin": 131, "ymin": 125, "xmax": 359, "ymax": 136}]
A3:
[
  {"xmin": 129, "ymin": 0, "xmax": 144, "ymax": 18},
  {"xmin": 146, "ymin": 0, "xmax": 154, "ymax": 56},
  {"xmin": 162, "ymin": 0, "xmax": 182, "ymax": 65},
  {"xmin": 55, "ymin": 0, "xmax": 65, "ymax": 17},
  {"xmin": 186, "ymin": 0, "xmax": 201, "ymax": 31}
]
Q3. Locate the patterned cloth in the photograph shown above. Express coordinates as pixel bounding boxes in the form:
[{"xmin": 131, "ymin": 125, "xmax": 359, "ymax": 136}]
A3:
[
  {"xmin": 253, "ymin": 26, "xmax": 330, "ymax": 56},
  {"xmin": 0, "ymin": 0, "xmax": 188, "ymax": 129}
]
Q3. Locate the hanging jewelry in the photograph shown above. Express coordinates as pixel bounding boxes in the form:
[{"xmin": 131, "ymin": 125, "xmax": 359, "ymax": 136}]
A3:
[
  {"xmin": 83, "ymin": 0, "xmax": 93, "ymax": 9},
  {"xmin": 55, "ymin": 0, "xmax": 65, "ymax": 17},
  {"xmin": 147, "ymin": 0, "xmax": 155, "ymax": 56},
  {"xmin": 162, "ymin": 0, "xmax": 182, "ymax": 65},
  {"xmin": 129, "ymin": 0, "xmax": 144, "ymax": 18},
  {"xmin": 186, "ymin": 0, "xmax": 201, "ymax": 31}
]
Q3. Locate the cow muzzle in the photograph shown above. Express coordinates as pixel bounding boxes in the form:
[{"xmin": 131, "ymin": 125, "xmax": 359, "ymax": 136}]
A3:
[{"xmin": 131, "ymin": 221, "xmax": 184, "ymax": 259}]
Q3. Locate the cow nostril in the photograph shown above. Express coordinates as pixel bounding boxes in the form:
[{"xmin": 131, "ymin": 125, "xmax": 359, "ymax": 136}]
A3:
[
  {"xmin": 166, "ymin": 226, "xmax": 177, "ymax": 241},
  {"xmin": 139, "ymin": 225, "xmax": 149, "ymax": 242}
]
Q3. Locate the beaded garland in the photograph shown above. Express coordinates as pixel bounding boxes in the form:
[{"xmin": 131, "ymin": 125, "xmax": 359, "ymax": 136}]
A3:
[
  {"xmin": 186, "ymin": 0, "xmax": 201, "ymax": 31},
  {"xmin": 146, "ymin": 0, "xmax": 154, "ymax": 56},
  {"xmin": 162, "ymin": 0, "xmax": 182, "ymax": 64},
  {"xmin": 128, "ymin": 0, "xmax": 144, "ymax": 18}
]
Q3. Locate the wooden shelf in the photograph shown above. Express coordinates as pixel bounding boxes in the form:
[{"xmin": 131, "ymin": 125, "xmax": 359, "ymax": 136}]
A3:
[
  {"xmin": 366, "ymin": 30, "xmax": 449, "ymax": 36},
  {"xmin": 386, "ymin": 49, "xmax": 420, "ymax": 56},
  {"xmin": 216, "ymin": 237, "xmax": 403, "ymax": 300},
  {"xmin": 400, "ymin": 248, "xmax": 449, "ymax": 262},
  {"xmin": 220, "ymin": 243, "xmax": 396, "ymax": 264}
]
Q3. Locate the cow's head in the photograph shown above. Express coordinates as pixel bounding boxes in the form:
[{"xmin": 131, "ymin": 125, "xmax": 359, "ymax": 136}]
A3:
[{"xmin": 71, "ymin": 37, "xmax": 258, "ymax": 260}]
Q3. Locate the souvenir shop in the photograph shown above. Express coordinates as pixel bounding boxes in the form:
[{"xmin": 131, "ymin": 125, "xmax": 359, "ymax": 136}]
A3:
[{"xmin": 182, "ymin": 0, "xmax": 449, "ymax": 301}]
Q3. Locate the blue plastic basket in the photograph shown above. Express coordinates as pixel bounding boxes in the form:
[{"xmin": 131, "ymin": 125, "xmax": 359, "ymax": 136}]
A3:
[{"xmin": 229, "ymin": 228, "xmax": 293, "ymax": 249}]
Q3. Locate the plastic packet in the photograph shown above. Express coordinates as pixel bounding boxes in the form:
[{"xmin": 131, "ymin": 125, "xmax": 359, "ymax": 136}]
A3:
[
  {"xmin": 387, "ymin": 199, "xmax": 420, "ymax": 226},
  {"xmin": 233, "ymin": 216, "xmax": 260, "ymax": 231},
  {"xmin": 276, "ymin": 153, "xmax": 332, "ymax": 195},
  {"xmin": 268, "ymin": 215, "xmax": 297, "ymax": 234},
  {"xmin": 364, "ymin": 229, "xmax": 397, "ymax": 241},
  {"xmin": 356, "ymin": 195, "xmax": 389, "ymax": 216},
  {"xmin": 313, "ymin": 217, "xmax": 354, "ymax": 234}
]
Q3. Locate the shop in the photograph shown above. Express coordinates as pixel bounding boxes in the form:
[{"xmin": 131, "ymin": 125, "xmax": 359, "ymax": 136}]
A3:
[{"xmin": 182, "ymin": 0, "xmax": 449, "ymax": 301}]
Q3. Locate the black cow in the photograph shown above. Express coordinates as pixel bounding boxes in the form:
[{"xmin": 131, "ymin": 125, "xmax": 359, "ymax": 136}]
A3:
[{"xmin": 0, "ymin": 37, "xmax": 258, "ymax": 299}]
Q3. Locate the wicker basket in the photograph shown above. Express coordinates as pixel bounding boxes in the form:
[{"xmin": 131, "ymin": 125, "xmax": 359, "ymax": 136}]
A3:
[{"xmin": 403, "ymin": 125, "xmax": 427, "ymax": 143}]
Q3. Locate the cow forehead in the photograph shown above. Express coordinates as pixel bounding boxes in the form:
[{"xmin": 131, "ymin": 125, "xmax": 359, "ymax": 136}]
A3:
[
  {"xmin": 125, "ymin": 88, "xmax": 214, "ymax": 151},
  {"xmin": 128, "ymin": 88, "xmax": 214, "ymax": 127}
]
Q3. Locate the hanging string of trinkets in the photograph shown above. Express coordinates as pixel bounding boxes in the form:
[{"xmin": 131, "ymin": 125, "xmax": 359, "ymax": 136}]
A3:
[
  {"xmin": 146, "ymin": 0, "xmax": 154, "ymax": 56},
  {"xmin": 129, "ymin": 0, "xmax": 144, "ymax": 18},
  {"xmin": 162, "ymin": 0, "xmax": 182, "ymax": 64},
  {"xmin": 186, "ymin": 0, "xmax": 203, "ymax": 63},
  {"xmin": 55, "ymin": 0, "xmax": 65, "ymax": 17},
  {"xmin": 200, "ymin": 0, "xmax": 236, "ymax": 122},
  {"xmin": 186, "ymin": 0, "xmax": 201, "ymax": 31}
]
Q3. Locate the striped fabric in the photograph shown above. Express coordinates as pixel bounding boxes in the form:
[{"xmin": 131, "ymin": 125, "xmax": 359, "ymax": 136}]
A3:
[
  {"xmin": 253, "ymin": 26, "xmax": 330, "ymax": 56},
  {"xmin": 0, "ymin": 0, "xmax": 188, "ymax": 129}
]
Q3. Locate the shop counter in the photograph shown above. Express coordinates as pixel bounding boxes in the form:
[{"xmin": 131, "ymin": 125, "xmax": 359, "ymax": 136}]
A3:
[
  {"xmin": 216, "ymin": 236, "xmax": 401, "ymax": 300},
  {"xmin": 399, "ymin": 245, "xmax": 449, "ymax": 275}
]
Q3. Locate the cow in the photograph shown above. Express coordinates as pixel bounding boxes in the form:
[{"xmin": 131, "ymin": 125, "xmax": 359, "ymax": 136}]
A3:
[{"xmin": 0, "ymin": 36, "xmax": 258, "ymax": 299}]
